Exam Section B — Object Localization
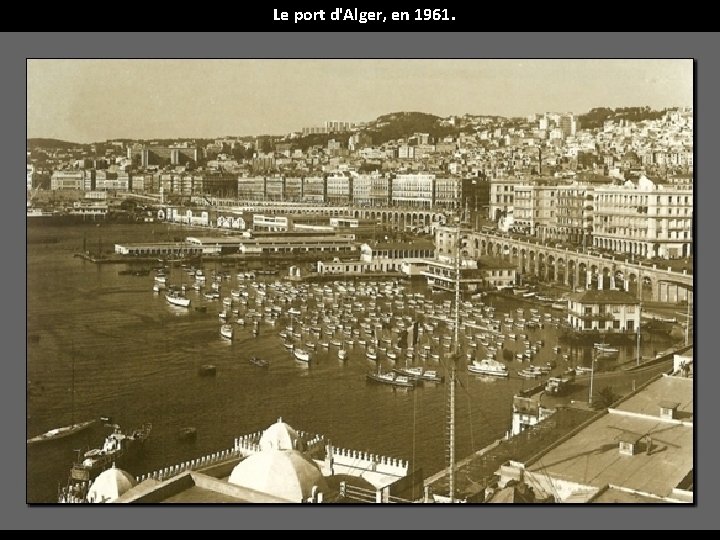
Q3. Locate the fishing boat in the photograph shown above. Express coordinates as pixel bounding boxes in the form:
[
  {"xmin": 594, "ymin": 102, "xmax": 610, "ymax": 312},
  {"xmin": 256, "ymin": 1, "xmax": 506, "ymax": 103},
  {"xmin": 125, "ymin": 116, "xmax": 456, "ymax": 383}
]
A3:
[
  {"xmin": 220, "ymin": 324, "xmax": 233, "ymax": 340},
  {"xmin": 178, "ymin": 427, "xmax": 197, "ymax": 442},
  {"xmin": 338, "ymin": 349, "xmax": 347, "ymax": 361},
  {"xmin": 394, "ymin": 366, "xmax": 444, "ymax": 383},
  {"xmin": 198, "ymin": 364, "xmax": 217, "ymax": 376},
  {"xmin": 467, "ymin": 359, "xmax": 509, "ymax": 378},
  {"xmin": 366, "ymin": 370, "xmax": 416, "ymax": 388},
  {"xmin": 366, "ymin": 349, "xmax": 378, "ymax": 361},
  {"xmin": 248, "ymin": 356, "xmax": 269, "ymax": 368},
  {"xmin": 293, "ymin": 348, "xmax": 311, "ymax": 363},
  {"xmin": 518, "ymin": 366, "xmax": 544, "ymax": 379},
  {"xmin": 166, "ymin": 291, "xmax": 191, "ymax": 308}
]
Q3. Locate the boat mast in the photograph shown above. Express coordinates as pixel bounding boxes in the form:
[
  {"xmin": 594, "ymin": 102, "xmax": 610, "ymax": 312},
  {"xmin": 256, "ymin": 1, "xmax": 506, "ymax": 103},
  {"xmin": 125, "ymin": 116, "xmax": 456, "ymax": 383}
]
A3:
[
  {"xmin": 71, "ymin": 342, "xmax": 75, "ymax": 427},
  {"xmin": 448, "ymin": 213, "xmax": 460, "ymax": 503}
]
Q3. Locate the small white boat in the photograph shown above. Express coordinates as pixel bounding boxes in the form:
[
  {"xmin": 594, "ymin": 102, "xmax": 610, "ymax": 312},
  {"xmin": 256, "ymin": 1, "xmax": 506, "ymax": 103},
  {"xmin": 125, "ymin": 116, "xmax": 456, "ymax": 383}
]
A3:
[
  {"xmin": 166, "ymin": 293, "xmax": 190, "ymax": 308},
  {"xmin": 468, "ymin": 359, "xmax": 509, "ymax": 378},
  {"xmin": 294, "ymin": 348, "xmax": 310, "ymax": 363},
  {"xmin": 338, "ymin": 349, "xmax": 347, "ymax": 361},
  {"xmin": 220, "ymin": 324, "xmax": 233, "ymax": 340}
]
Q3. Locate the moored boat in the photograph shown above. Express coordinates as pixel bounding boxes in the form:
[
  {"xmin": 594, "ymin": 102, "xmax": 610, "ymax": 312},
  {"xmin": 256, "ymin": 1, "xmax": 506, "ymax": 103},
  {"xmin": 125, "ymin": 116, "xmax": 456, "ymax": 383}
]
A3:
[
  {"xmin": 293, "ymin": 348, "xmax": 311, "ymax": 363},
  {"xmin": 248, "ymin": 356, "xmax": 269, "ymax": 368},
  {"xmin": 467, "ymin": 359, "xmax": 509, "ymax": 378},
  {"xmin": 27, "ymin": 420, "xmax": 96, "ymax": 446},
  {"xmin": 366, "ymin": 370, "xmax": 416, "ymax": 388}
]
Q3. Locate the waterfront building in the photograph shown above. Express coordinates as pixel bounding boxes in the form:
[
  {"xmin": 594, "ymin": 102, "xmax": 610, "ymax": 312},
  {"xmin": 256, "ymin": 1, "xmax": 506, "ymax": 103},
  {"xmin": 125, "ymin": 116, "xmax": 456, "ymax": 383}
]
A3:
[
  {"xmin": 566, "ymin": 289, "xmax": 640, "ymax": 334},
  {"xmin": 592, "ymin": 175, "xmax": 693, "ymax": 259},
  {"xmin": 253, "ymin": 214, "xmax": 289, "ymax": 233},
  {"xmin": 421, "ymin": 257, "xmax": 516, "ymax": 293},
  {"xmin": 302, "ymin": 176, "xmax": 326, "ymax": 203},
  {"xmin": 237, "ymin": 176, "xmax": 266, "ymax": 201},
  {"xmin": 391, "ymin": 173, "xmax": 435, "ymax": 208},
  {"xmin": 352, "ymin": 173, "xmax": 390, "ymax": 207},
  {"xmin": 326, "ymin": 173, "xmax": 352, "ymax": 205}
]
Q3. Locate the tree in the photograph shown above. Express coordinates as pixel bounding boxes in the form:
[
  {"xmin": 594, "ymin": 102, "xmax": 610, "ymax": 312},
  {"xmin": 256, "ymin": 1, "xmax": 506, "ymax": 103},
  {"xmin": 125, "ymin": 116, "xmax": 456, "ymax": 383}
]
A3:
[{"xmin": 596, "ymin": 386, "xmax": 617, "ymax": 408}]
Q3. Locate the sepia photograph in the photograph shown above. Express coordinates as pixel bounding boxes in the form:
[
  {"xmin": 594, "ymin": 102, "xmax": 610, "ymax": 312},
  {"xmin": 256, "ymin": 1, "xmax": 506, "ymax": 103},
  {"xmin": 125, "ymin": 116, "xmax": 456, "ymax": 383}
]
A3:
[{"xmin": 27, "ymin": 59, "xmax": 693, "ymax": 505}]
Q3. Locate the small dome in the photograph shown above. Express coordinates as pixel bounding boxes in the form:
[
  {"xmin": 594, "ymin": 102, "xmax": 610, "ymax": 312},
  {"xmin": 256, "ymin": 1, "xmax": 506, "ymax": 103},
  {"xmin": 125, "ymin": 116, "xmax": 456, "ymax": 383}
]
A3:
[
  {"xmin": 228, "ymin": 450, "xmax": 327, "ymax": 501},
  {"xmin": 87, "ymin": 464, "xmax": 136, "ymax": 503},
  {"xmin": 259, "ymin": 418, "xmax": 299, "ymax": 451}
]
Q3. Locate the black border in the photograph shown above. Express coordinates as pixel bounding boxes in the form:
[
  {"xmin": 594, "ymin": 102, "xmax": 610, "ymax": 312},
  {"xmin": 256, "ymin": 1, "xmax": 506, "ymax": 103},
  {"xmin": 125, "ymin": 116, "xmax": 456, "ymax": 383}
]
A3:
[{"xmin": 7, "ymin": 32, "xmax": 717, "ymax": 529}]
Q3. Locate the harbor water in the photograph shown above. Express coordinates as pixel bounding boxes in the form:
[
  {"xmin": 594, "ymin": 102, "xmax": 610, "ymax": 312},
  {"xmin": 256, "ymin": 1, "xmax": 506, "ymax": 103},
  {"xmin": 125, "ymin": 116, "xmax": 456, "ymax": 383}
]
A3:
[{"xmin": 26, "ymin": 224, "xmax": 677, "ymax": 502}]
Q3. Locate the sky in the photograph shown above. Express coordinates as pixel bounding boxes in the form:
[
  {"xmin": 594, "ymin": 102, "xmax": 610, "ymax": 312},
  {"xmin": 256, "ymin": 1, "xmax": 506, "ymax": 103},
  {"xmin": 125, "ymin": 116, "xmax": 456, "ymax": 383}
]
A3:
[{"xmin": 27, "ymin": 59, "xmax": 693, "ymax": 143}]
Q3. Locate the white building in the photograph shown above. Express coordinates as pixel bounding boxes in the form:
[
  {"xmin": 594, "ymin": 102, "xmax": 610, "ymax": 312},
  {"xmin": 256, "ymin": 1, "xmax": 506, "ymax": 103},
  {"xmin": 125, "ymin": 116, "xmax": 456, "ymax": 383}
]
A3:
[{"xmin": 593, "ymin": 175, "xmax": 693, "ymax": 259}]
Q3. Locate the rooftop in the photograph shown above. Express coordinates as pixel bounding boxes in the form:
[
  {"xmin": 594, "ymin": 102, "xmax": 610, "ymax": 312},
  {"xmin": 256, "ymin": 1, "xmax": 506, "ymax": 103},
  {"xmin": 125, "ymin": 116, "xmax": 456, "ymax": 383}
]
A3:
[
  {"xmin": 591, "ymin": 487, "xmax": 663, "ymax": 504},
  {"xmin": 568, "ymin": 289, "xmax": 640, "ymax": 305},
  {"xmin": 526, "ymin": 410, "xmax": 692, "ymax": 498},
  {"xmin": 615, "ymin": 375, "xmax": 693, "ymax": 422}
]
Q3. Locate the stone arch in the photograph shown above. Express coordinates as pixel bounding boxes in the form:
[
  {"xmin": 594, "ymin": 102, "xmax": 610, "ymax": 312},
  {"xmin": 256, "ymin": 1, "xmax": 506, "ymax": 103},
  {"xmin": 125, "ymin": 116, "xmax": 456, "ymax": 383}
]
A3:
[
  {"xmin": 614, "ymin": 269, "xmax": 626, "ymax": 291},
  {"xmin": 627, "ymin": 273, "xmax": 638, "ymax": 296},
  {"xmin": 556, "ymin": 257, "xmax": 566, "ymax": 284},
  {"xmin": 578, "ymin": 262, "xmax": 588, "ymax": 288}
]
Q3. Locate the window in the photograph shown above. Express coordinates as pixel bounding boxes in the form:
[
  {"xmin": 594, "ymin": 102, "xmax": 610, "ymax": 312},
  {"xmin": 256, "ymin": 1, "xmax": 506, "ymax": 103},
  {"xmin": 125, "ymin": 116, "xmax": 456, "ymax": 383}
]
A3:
[
  {"xmin": 598, "ymin": 320, "xmax": 605, "ymax": 329},
  {"xmin": 613, "ymin": 320, "xmax": 621, "ymax": 329},
  {"xmin": 627, "ymin": 305, "xmax": 635, "ymax": 314}
]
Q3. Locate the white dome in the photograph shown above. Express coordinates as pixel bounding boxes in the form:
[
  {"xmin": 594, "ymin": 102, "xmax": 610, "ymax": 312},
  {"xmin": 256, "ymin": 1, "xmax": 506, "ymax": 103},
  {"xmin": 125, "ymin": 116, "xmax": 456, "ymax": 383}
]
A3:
[
  {"xmin": 228, "ymin": 450, "xmax": 327, "ymax": 501},
  {"xmin": 87, "ymin": 465, "xmax": 136, "ymax": 503},
  {"xmin": 259, "ymin": 418, "xmax": 299, "ymax": 451}
]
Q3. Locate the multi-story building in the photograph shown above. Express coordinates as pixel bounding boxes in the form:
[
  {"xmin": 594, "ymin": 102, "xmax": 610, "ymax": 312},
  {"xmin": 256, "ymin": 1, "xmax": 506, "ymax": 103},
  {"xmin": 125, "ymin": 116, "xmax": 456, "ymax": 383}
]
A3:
[
  {"xmin": 265, "ymin": 176, "xmax": 285, "ymax": 202},
  {"xmin": 593, "ymin": 176, "xmax": 693, "ymax": 259},
  {"xmin": 391, "ymin": 173, "xmax": 435, "ymax": 208},
  {"xmin": 326, "ymin": 173, "xmax": 352, "ymax": 205},
  {"xmin": 489, "ymin": 178, "xmax": 517, "ymax": 222},
  {"xmin": 352, "ymin": 173, "xmax": 389, "ymax": 207},
  {"xmin": 141, "ymin": 144, "xmax": 199, "ymax": 167},
  {"xmin": 434, "ymin": 177, "xmax": 461, "ymax": 209},
  {"xmin": 302, "ymin": 176, "xmax": 326, "ymax": 203},
  {"xmin": 284, "ymin": 177, "xmax": 303, "ymax": 202},
  {"xmin": 551, "ymin": 184, "xmax": 595, "ymax": 244},
  {"xmin": 512, "ymin": 182, "xmax": 557, "ymax": 238},
  {"xmin": 51, "ymin": 170, "xmax": 88, "ymax": 191},
  {"xmin": 201, "ymin": 174, "xmax": 238, "ymax": 198},
  {"xmin": 566, "ymin": 289, "xmax": 640, "ymax": 334},
  {"xmin": 237, "ymin": 176, "xmax": 266, "ymax": 201}
]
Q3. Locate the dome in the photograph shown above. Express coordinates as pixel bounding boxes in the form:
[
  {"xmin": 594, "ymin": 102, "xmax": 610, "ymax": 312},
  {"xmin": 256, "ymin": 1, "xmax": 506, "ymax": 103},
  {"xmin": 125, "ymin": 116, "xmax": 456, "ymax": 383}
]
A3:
[
  {"xmin": 87, "ymin": 464, "xmax": 136, "ymax": 503},
  {"xmin": 259, "ymin": 418, "xmax": 300, "ymax": 451},
  {"xmin": 228, "ymin": 450, "xmax": 327, "ymax": 501}
]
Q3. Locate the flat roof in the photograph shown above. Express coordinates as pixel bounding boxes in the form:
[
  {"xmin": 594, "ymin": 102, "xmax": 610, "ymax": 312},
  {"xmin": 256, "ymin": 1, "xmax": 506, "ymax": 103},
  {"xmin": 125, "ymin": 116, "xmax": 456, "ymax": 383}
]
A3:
[
  {"xmin": 568, "ymin": 289, "xmax": 640, "ymax": 304},
  {"xmin": 527, "ymin": 411, "xmax": 692, "ymax": 497},
  {"xmin": 616, "ymin": 376, "xmax": 693, "ymax": 422}
]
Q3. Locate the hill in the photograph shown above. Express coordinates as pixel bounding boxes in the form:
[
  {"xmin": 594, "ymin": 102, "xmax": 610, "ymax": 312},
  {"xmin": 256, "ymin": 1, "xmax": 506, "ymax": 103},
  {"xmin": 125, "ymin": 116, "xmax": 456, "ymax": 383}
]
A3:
[
  {"xmin": 27, "ymin": 138, "xmax": 91, "ymax": 150},
  {"xmin": 579, "ymin": 107, "xmax": 665, "ymax": 130}
]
